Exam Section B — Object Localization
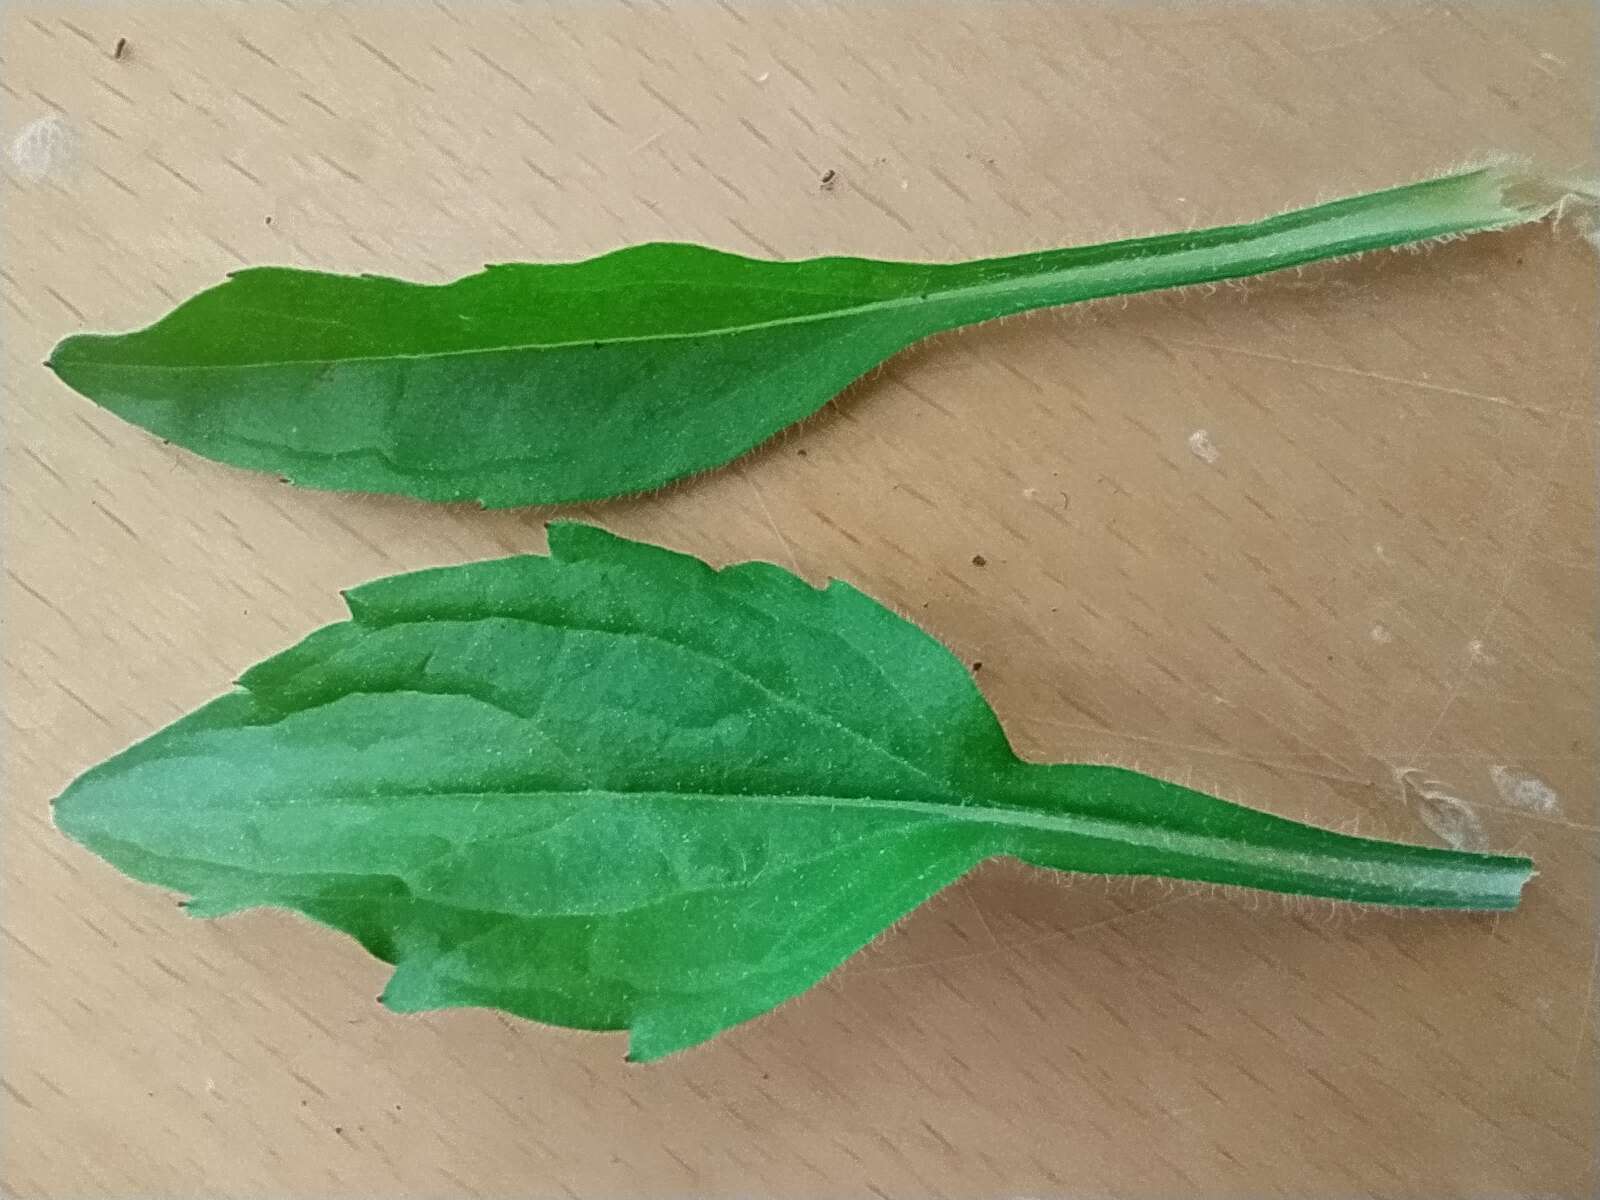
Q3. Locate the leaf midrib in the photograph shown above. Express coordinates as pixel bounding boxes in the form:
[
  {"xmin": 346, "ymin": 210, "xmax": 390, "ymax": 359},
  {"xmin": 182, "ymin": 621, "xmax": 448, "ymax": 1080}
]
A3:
[
  {"xmin": 50, "ymin": 269, "xmax": 1050, "ymax": 371},
  {"xmin": 251, "ymin": 609, "xmax": 1514, "ymax": 897},
  {"xmin": 54, "ymin": 202, "xmax": 1439, "ymax": 373},
  {"xmin": 100, "ymin": 777, "xmax": 1502, "ymax": 899}
]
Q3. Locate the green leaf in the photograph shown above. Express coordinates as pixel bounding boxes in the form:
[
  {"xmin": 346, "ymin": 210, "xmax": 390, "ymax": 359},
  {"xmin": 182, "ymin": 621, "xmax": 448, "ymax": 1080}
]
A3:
[
  {"xmin": 55, "ymin": 523, "xmax": 1532, "ymax": 1060},
  {"xmin": 47, "ymin": 164, "xmax": 1572, "ymax": 507}
]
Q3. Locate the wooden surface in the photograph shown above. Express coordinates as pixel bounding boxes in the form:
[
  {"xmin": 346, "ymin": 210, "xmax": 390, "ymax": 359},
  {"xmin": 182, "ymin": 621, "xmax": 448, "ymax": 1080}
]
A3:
[{"xmin": 3, "ymin": 3, "xmax": 1595, "ymax": 1196}]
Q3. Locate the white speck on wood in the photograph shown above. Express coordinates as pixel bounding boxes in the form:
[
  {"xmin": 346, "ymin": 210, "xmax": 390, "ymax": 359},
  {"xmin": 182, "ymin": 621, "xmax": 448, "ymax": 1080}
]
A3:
[
  {"xmin": 8, "ymin": 115, "xmax": 75, "ymax": 182},
  {"xmin": 1370, "ymin": 623, "xmax": 1393, "ymax": 644},
  {"xmin": 1187, "ymin": 429, "xmax": 1220, "ymax": 464},
  {"xmin": 1488, "ymin": 765, "xmax": 1561, "ymax": 815},
  {"xmin": 1398, "ymin": 769, "xmax": 1488, "ymax": 852}
]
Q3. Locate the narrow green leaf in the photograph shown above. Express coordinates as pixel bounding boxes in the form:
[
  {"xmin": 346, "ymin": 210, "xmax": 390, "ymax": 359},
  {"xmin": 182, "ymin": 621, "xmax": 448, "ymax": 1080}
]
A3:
[
  {"xmin": 47, "ymin": 164, "xmax": 1573, "ymax": 506},
  {"xmin": 55, "ymin": 524, "xmax": 1532, "ymax": 1060}
]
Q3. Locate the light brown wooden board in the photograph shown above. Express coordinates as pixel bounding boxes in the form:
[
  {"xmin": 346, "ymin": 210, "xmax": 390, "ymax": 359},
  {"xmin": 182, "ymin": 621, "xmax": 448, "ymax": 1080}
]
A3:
[{"xmin": 3, "ymin": 3, "xmax": 1594, "ymax": 1195}]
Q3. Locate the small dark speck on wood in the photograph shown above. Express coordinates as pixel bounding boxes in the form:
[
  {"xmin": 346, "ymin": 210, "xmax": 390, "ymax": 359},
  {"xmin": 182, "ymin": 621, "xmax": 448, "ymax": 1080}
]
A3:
[
  {"xmin": 819, "ymin": 168, "xmax": 837, "ymax": 190},
  {"xmin": 971, "ymin": 660, "xmax": 983, "ymax": 672},
  {"xmin": 265, "ymin": 215, "xmax": 274, "ymax": 226},
  {"xmin": 971, "ymin": 554, "xmax": 987, "ymax": 567},
  {"xmin": 796, "ymin": 448, "xmax": 807, "ymax": 457},
  {"xmin": 113, "ymin": 37, "xmax": 128, "ymax": 60}
]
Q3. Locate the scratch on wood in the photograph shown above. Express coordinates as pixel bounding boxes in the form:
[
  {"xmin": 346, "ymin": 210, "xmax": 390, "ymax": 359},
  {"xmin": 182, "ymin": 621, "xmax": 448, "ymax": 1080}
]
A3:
[
  {"xmin": 1132, "ymin": 333, "xmax": 1555, "ymax": 416},
  {"xmin": 738, "ymin": 465, "xmax": 799, "ymax": 573}
]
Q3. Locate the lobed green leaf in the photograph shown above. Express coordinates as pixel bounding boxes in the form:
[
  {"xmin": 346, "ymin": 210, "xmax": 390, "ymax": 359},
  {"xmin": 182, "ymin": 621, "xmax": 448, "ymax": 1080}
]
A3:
[{"xmin": 55, "ymin": 524, "xmax": 1533, "ymax": 1059}]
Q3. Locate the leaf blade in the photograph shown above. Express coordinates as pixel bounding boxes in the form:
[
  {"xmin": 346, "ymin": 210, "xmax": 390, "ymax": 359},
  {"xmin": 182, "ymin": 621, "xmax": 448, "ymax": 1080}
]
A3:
[
  {"xmin": 54, "ymin": 523, "xmax": 1533, "ymax": 1058},
  {"xmin": 47, "ymin": 164, "xmax": 1576, "ymax": 505}
]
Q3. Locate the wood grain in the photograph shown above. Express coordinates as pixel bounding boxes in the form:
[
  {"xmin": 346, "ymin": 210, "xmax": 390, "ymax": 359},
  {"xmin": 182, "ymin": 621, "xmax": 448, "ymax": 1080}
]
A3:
[{"xmin": 3, "ymin": 2, "xmax": 1594, "ymax": 1195}]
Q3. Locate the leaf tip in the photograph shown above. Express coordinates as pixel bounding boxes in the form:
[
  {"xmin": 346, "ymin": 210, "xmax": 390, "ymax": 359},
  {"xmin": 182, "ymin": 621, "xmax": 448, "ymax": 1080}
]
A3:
[
  {"xmin": 623, "ymin": 1028, "xmax": 669, "ymax": 1065},
  {"xmin": 44, "ymin": 335, "xmax": 85, "ymax": 374},
  {"xmin": 543, "ymin": 519, "xmax": 618, "ymax": 561}
]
